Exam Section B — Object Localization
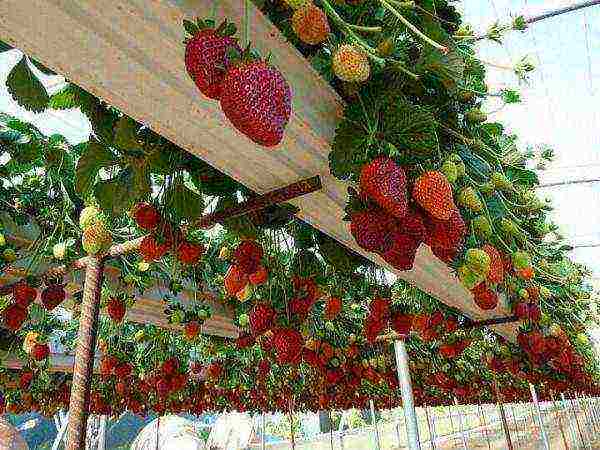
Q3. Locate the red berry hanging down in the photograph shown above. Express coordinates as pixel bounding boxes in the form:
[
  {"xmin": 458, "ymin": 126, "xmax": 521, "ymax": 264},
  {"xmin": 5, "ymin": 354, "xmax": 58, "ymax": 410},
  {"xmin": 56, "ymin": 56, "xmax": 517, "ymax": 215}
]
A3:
[{"xmin": 184, "ymin": 19, "xmax": 242, "ymax": 100}]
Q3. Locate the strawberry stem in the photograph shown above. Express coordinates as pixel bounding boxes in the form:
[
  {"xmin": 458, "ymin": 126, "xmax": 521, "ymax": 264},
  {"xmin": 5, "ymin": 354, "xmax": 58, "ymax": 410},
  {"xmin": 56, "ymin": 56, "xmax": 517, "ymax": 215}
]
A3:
[
  {"xmin": 379, "ymin": 0, "xmax": 448, "ymax": 54},
  {"xmin": 243, "ymin": 0, "xmax": 251, "ymax": 48},
  {"xmin": 211, "ymin": 0, "xmax": 218, "ymax": 21}
]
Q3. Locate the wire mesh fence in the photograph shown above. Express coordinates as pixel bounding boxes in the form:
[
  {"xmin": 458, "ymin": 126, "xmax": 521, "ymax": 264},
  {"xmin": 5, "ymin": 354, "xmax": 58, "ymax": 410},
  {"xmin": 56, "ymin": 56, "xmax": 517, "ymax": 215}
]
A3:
[{"xmin": 248, "ymin": 397, "xmax": 600, "ymax": 450}]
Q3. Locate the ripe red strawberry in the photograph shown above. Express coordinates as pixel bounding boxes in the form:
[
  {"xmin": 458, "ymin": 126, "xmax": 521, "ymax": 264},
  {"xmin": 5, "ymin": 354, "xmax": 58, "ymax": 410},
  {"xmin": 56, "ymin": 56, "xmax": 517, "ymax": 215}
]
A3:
[
  {"xmin": 397, "ymin": 209, "xmax": 426, "ymax": 243},
  {"xmin": 41, "ymin": 284, "xmax": 66, "ymax": 311},
  {"xmin": 382, "ymin": 232, "xmax": 419, "ymax": 271},
  {"xmin": 19, "ymin": 371, "xmax": 34, "ymax": 390},
  {"xmin": 233, "ymin": 240, "xmax": 263, "ymax": 275},
  {"xmin": 139, "ymin": 235, "xmax": 170, "ymax": 262},
  {"xmin": 107, "ymin": 297, "xmax": 126, "ymax": 323},
  {"xmin": 184, "ymin": 20, "xmax": 241, "ymax": 100},
  {"xmin": 161, "ymin": 357, "xmax": 180, "ymax": 377},
  {"xmin": 424, "ymin": 209, "xmax": 466, "ymax": 252},
  {"xmin": 2, "ymin": 304, "xmax": 27, "ymax": 331},
  {"xmin": 207, "ymin": 361, "xmax": 223, "ymax": 380},
  {"xmin": 133, "ymin": 203, "xmax": 161, "ymax": 230},
  {"xmin": 177, "ymin": 241, "xmax": 205, "ymax": 265},
  {"xmin": 249, "ymin": 265, "xmax": 268, "ymax": 285},
  {"xmin": 100, "ymin": 355, "xmax": 119, "ymax": 377},
  {"xmin": 391, "ymin": 312, "xmax": 413, "ymax": 337},
  {"xmin": 482, "ymin": 244, "xmax": 504, "ymax": 284},
  {"xmin": 13, "ymin": 281, "xmax": 37, "ymax": 308},
  {"xmin": 349, "ymin": 208, "xmax": 396, "ymax": 253},
  {"xmin": 360, "ymin": 157, "xmax": 408, "ymax": 220},
  {"xmin": 224, "ymin": 264, "xmax": 249, "ymax": 296},
  {"xmin": 31, "ymin": 343, "xmax": 50, "ymax": 361},
  {"xmin": 220, "ymin": 60, "xmax": 292, "ymax": 147},
  {"xmin": 184, "ymin": 321, "xmax": 201, "ymax": 340},
  {"xmin": 412, "ymin": 171, "xmax": 456, "ymax": 221},
  {"xmin": 249, "ymin": 303, "xmax": 275, "ymax": 336},
  {"xmin": 324, "ymin": 296, "xmax": 342, "ymax": 321},
  {"xmin": 114, "ymin": 362, "xmax": 132, "ymax": 378},
  {"xmin": 156, "ymin": 378, "xmax": 171, "ymax": 399},
  {"xmin": 271, "ymin": 328, "xmax": 304, "ymax": 365},
  {"xmin": 471, "ymin": 282, "xmax": 498, "ymax": 310}
]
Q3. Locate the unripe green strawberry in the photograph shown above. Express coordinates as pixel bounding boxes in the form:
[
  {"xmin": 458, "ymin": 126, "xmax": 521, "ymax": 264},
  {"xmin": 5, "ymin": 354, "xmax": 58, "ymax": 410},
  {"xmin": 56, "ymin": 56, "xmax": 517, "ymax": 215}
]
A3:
[
  {"xmin": 458, "ymin": 187, "xmax": 483, "ymax": 212},
  {"xmin": 198, "ymin": 308, "xmax": 209, "ymax": 320},
  {"xmin": 0, "ymin": 233, "xmax": 5, "ymax": 247},
  {"xmin": 238, "ymin": 313, "xmax": 249, "ymax": 327},
  {"xmin": 79, "ymin": 206, "xmax": 101, "ymax": 229},
  {"xmin": 491, "ymin": 172, "xmax": 513, "ymax": 191},
  {"xmin": 518, "ymin": 288, "xmax": 528, "ymax": 299},
  {"xmin": 325, "ymin": 321, "xmax": 335, "ymax": 331},
  {"xmin": 137, "ymin": 261, "xmax": 150, "ymax": 272},
  {"xmin": 2, "ymin": 248, "xmax": 16, "ymax": 262},
  {"xmin": 480, "ymin": 182, "xmax": 495, "ymax": 196},
  {"xmin": 500, "ymin": 218, "xmax": 519, "ymax": 237},
  {"xmin": 540, "ymin": 286, "xmax": 552, "ymax": 299},
  {"xmin": 53, "ymin": 242, "xmax": 66, "ymax": 260},
  {"xmin": 82, "ymin": 220, "xmax": 113, "ymax": 255},
  {"xmin": 377, "ymin": 38, "xmax": 395, "ymax": 57},
  {"xmin": 450, "ymin": 155, "xmax": 466, "ymax": 178},
  {"xmin": 172, "ymin": 310, "xmax": 185, "ymax": 324},
  {"xmin": 465, "ymin": 108, "xmax": 487, "ymax": 123},
  {"xmin": 511, "ymin": 251, "xmax": 531, "ymax": 270},
  {"xmin": 441, "ymin": 160, "xmax": 458, "ymax": 183},
  {"xmin": 472, "ymin": 215, "xmax": 492, "ymax": 239},
  {"xmin": 458, "ymin": 265, "xmax": 484, "ymax": 290},
  {"xmin": 134, "ymin": 330, "xmax": 146, "ymax": 342},
  {"xmin": 576, "ymin": 333, "xmax": 589, "ymax": 345},
  {"xmin": 465, "ymin": 248, "xmax": 490, "ymax": 277}
]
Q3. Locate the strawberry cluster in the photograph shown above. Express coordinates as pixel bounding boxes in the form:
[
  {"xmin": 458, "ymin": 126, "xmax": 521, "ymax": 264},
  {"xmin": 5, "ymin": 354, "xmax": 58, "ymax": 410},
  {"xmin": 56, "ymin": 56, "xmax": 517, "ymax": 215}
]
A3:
[
  {"xmin": 135, "ymin": 203, "xmax": 205, "ymax": 266},
  {"xmin": 349, "ymin": 157, "xmax": 466, "ymax": 272},
  {"xmin": 184, "ymin": 18, "xmax": 291, "ymax": 147},
  {"xmin": 270, "ymin": 327, "xmax": 304, "ymax": 365},
  {"xmin": 2, "ymin": 280, "xmax": 37, "ymax": 331},
  {"xmin": 224, "ymin": 240, "xmax": 267, "ymax": 301},
  {"xmin": 249, "ymin": 303, "xmax": 275, "ymax": 336}
]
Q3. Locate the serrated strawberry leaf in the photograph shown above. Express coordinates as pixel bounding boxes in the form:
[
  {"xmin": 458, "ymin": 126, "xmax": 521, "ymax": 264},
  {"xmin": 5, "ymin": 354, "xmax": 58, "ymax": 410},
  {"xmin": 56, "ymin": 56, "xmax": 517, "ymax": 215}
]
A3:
[
  {"xmin": 183, "ymin": 19, "xmax": 200, "ymax": 36},
  {"xmin": 163, "ymin": 178, "xmax": 205, "ymax": 222},
  {"xmin": 6, "ymin": 56, "xmax": 49, "ymax": 113},
  {"xmin": 75, "ymin": 140, "xmax": 117, "ymax": 196}
]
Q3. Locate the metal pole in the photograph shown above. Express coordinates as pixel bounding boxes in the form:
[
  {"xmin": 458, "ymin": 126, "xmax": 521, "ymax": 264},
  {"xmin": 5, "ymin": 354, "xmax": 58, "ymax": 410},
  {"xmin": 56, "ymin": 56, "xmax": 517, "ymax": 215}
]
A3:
[
  {"xmin": 261, "ymin": 413, "xmax": 266, "ymax": 450},
  {"xmin": 576, "ymin": 393, "xmax": 595, "ymax": 444},
  {"xmin": 550, "ymin": 393, "xmax": 570, "ymax": 450},
  {"xmin": 510, "ymin": 404, "xmax": 521, "ymax": 448},
  {"xmin": 453, "ymin": 398, "xmax": 468, "ymax": 450},
  {"xmin": 562, "ymin": 394, "xmax": 580, "ymax": 449},
  {"xmin": 425, "ymin": 405, "xmax": 436, "ymax": 450},
  {"xmin": 477, "ymin": 402, "xmax": 491, "ymax": 450},
  {"xmin": 570, "ymin": 395, "xmax": 590, "ymax": 450},
  {"xmin": 394, "ymin": 340, "xmax": 422, "ymax": 450},
  {"xmin": 96, "ymin": 416, "xmax": 106, "ymax": 450},
  {"xmin": 395, "ymin": 420, "xmax": 402, "ymax": 448},
  {"xmin": 529, "ymin": 384, "xmax": 550, "ymax": 450},
  {"xmin": 65, "ymin": 257, "xmax": 105, "ymax": 450},
  {"xmin": 498, "ymin": 401, "xmax": 514, "ymax": 450},
  {"xmin": 329, "ymin": 410, "xmax": 334, "ymax": 450},
  {"xmin": 370, "ymin": 399, "xmax": 381, "ymax": 450}
]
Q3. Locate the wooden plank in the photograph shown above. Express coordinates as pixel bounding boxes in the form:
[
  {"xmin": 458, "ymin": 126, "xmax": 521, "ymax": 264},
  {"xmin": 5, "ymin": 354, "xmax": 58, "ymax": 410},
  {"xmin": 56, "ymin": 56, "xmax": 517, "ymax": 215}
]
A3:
[
  {"xmin": 0, "ymin": 0, "xmax": 518, "ymax": 339},
  {"xmin": 3, "ymin": 353, "xmax": 100, "ymax": 374}
]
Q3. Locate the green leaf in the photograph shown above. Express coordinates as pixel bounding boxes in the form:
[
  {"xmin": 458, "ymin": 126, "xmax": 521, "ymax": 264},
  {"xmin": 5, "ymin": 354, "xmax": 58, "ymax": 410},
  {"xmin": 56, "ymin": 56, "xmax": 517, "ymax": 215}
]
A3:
[
  {"xmin": 183, "ymin": 19, "xmax": 200, "ymax": 36},
  {"xmin": 113, "ymin": 116, "xmax": 140, "ymax": 150},
  {"xmin": 6, "ymin": 56, "xmax": 49, "ymax": 112},
  {"xmin": 500, "ymin": 89, "xmax": 521, "ymax": 104},
  {"xmin": 75, "ymin": 140, "xmax": 117, "ymax": 195},
  {"xmin": 94, "ymin": 168, "xmax": 139, "ymax": 216},
  {"xmin": 380, "ymin": 98, "xmax": 439, "ymax": 158},
  {"xmin": 163, "ymin": 178, "xmax": 205, "ymax": 222},
  {"xmin": 0, "ymin": 40, "xmax": 13, "ymax": 53},
  {"xmin": 485, "ymin": 194, "xmax": 508, "ymax": 221},
  {"xmin": 329, "ymin": 120, "xmax": 372, "ymax": 181},
  {"xmin": 48, "ymin": 86, "xmax": 79, "ymax": 110},
  {"xmin": 417, "ymin": 47, "xmax": 464, "ymax": 91},
  {"xmin": 505, "ymin": 166, "xmax": 539, "ymax": 187},
  {"xmin": 291, "ymin": 249, "xmax": 323, "ymax": 278}
]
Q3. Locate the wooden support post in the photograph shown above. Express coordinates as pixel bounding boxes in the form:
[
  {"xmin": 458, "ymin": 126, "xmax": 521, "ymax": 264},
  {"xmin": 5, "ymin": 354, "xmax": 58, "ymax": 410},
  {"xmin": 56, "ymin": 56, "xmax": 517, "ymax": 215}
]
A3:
[
  {"xmin": 493, "ymin": 381, "xmax": 514, "ymax": 450},
  {"xmin": 65, "ymin": 257, "xmax": 105, "ymax": 450}
]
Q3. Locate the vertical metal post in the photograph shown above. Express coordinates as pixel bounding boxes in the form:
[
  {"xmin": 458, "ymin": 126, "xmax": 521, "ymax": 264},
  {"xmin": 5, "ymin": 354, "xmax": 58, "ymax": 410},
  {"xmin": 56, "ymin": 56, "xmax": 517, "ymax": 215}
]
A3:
[
  {"xmin": 576, "ymin": 393, "xmax": 595, "ymax": 443},
  {"xmin": 394, "ymin": 339, "xmax": 421, "ymax": 450},
  {"xmin": 510, "ymin": 404, "xmax": 521, "ymax": 448},
  {"xmin": 370, "ymin": 399, "xmax": 381, "ymax": 450},
  {"xmin": 570, "ymin": 395, "xmax": 591, "ymax": 450},
  {"xmin": 65, "ymin": 257, "xmax": 105, "ymax": 450},
  {"xmin": 550, "ymin": 393, "xmax": 570, "ymax": 450},
  {"xmin": 261, "ymin": 413, "xmax": 266, "ymax": 450},
  {"xmin": 562, "ymin": 394, "xmax": 580, "ymax": 449},
  {"xmin": 96, "ymin": 416, "xmax": 106, "ymax": 450},
  {"xmin": 477, "ymin": 402, "xmax": 491, "ymax": 450},
  {"xmin": 529, "ymin": 384, "xmax": 550, "ymax": 450},
  {"xmin": 425, "ymin": 405, "xmax": 436, "ymax": 450},
  {"xmin": 453, "ymin": 397, "xmax": 468, "ymax": 450},
  {"xmin": 329, "ymin": 410, "xmax": 334, "ymax": 450},
  {"xmin": 498, "ymin": 401, "xmax": 514, "ymax": 450},
  {"xmin": 340, "ymin": 430, "xmax": 345, "ymax": 450}
]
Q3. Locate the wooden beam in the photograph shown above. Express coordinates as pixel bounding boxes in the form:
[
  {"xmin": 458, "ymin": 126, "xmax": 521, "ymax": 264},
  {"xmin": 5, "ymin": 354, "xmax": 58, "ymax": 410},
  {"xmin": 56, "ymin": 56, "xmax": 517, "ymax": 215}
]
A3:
[
  {"xmin": 3, "ymin": 353, "xmax": 100, "ymax": 374},
  {"xmin": 0, "ymin": 0, "xmax": 516, "ymax": 339}
]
